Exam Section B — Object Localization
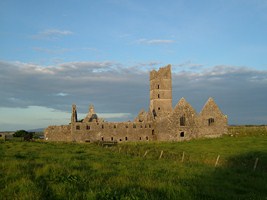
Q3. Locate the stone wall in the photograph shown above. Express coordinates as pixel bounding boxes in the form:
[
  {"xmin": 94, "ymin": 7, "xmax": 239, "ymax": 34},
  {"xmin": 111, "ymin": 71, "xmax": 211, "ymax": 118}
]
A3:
[
  {"xmin": 71, "ymin": 121, "xmax": 156, "ymax": 142},
  {"xmin": 44, "ymin": 125, "xmax": 72, "ymax": 142}
]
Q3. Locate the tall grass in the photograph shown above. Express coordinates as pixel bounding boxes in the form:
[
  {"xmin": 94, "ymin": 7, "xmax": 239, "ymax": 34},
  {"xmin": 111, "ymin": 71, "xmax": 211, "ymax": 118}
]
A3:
[{"xmin": 0, "ymin": 126, "xmax": 267, "ymax": 199}]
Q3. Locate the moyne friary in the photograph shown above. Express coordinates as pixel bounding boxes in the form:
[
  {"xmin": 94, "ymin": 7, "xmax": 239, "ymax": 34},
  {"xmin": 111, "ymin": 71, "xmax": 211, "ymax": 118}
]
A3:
[{"xmin": 44, "ymin": 65, "xmax": 228, "ymax": 142}]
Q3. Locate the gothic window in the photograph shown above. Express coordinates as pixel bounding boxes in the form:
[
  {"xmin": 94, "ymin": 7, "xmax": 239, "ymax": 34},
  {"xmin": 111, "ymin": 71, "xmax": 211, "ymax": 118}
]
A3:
[
  {"xmin": 180, "ymin": 115, "xmax": 186, "ymax": 126},
  {"xmin": 208, "ymin": 118, "xmax": 215, "ymax": 126}
]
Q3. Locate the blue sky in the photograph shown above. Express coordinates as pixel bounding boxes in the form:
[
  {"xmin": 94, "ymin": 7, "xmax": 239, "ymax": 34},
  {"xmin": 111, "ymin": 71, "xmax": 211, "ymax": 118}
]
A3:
[{"xmin": 0, "ymin": 0, "xmax": 267, "ymax": 131}]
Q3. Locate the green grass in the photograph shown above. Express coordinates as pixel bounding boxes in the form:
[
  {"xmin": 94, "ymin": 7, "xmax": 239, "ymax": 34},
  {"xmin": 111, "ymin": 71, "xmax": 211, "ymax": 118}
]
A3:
[{"xmin": 0, "ymin": 126, "xmax": 267, "ymax": 200}]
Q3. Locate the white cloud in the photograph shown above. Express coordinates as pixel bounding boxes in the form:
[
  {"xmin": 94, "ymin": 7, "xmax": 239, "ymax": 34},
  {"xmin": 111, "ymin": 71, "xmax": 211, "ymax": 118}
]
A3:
[
  {"xmin": 136, "ymin": 38, "xmax": 175, "ymax": 45},
  {"xmin": 32, "ymin": 29, "xmax": 73, "ymax": 40},
  {"xmin": 33, "ymin": 47, "xmax": 71, "ymax": 54}
]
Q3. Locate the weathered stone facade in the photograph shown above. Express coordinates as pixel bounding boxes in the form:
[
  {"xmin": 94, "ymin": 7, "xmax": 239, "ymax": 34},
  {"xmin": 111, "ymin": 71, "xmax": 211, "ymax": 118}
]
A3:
[{"xmin": 44, "ymin": 65, "xmax": 228, "ymax": 142}]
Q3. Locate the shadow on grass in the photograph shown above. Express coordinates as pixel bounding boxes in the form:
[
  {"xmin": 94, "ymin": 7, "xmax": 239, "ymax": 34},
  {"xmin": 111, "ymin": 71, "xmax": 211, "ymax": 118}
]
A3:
[{"xmin": 193, "ymin": 151, "xmax": 267, "ymax": 200}]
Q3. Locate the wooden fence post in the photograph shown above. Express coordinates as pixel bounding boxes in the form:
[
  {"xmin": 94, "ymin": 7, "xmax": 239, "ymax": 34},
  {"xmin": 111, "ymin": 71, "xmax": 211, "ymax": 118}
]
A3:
[
  {"xmin": 143, "ymin": 150, "xmax": 149, "ymax": 157},
  {"xmin": 181, "ymin": 151, "xmax": 185, "ymax": 163},
  {"xmin": 215, "ymin": 155, "xmax": 220, "ymax": 167},
  {"xmin": 253, "ymin": 158, "xmax": 259, "ymax": 171},
  {"xmin": 159, "ymin": 150, "xmax": 163, "ymax": 159}
]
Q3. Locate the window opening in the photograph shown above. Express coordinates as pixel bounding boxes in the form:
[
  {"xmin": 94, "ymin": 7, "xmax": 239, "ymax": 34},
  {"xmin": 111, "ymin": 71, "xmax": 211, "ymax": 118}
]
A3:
[
  {"xmin": 133, "ymin": 124, "xmax": 136, "ymax": 128},
  {"xmin": 158, "ymin": 107, "xmax": 160, "ymax": 110},
  {"xmin": 158, "ymin": 94, "xmax": 160, "ymax": 98},
  {"xmin": 180, "ymin": 115, "xmax": 186, "ymax": 126},
  {"xmin": 152, "ymin": 129, "xmax": 155, "ymax": 135},
  {"xmin": 208, "ymin": 118, "xmax": 215, "ymax": 126},
  {"xmin": 180, "ymin": 132, "xmax": 185, "ymax": 137},
  {"xmin": 86, "ymin": 125, "xmax": 90, "ymax": 130},
  {"xmin": 146, "ymin": 136, "xmax": 149, "ymax": 140},
  {"xmin": 111, "ymin": 137, "xmax": 113, "ymax": 141},
  {"xmin": 125, "ymin": 137, "xmax": 128, "ymax": 141},
  {"xmin": 158, "ymin": 84, "xmax": 160, "ymax": 89},
  {"xmin": 76, "ymin": 125, "xmax": 80, "ymax": 130}
]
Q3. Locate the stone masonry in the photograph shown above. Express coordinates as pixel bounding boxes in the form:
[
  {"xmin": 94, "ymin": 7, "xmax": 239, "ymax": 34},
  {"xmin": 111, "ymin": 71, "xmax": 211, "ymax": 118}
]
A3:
[{"xmin": 44, "ymin": 65, "xmax": 228, "ymax": 142}]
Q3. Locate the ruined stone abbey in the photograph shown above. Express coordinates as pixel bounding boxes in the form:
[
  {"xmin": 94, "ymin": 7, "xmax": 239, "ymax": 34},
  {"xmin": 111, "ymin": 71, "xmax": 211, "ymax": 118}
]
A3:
[{"xmin": 44, "ymin": 65, "xmax": 228, "ymax": 142}]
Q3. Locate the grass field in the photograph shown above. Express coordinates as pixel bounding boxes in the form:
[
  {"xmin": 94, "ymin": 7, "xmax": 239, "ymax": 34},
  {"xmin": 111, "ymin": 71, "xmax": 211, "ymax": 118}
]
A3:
[{"xmin": 0, "ymin": 126, "xmax": 267, "ymax": 200}]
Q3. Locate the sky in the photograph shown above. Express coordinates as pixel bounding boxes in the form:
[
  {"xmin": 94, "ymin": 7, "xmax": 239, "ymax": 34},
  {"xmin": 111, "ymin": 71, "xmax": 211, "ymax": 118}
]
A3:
[{"xmin": 0, "ymin": 0, "xmax": 267, "ymax": 131}]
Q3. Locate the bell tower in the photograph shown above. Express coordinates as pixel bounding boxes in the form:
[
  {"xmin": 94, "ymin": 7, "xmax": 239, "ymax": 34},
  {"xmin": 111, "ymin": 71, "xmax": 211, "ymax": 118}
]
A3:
[{"xmin": 149, "ymin": 64, "xmax": 172, "ymax": 118}]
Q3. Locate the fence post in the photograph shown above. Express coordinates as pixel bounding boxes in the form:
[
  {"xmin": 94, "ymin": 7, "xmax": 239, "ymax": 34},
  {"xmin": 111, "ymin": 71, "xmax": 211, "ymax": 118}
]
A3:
[
  {"xmin": 159, "ymin": 150, "xmax": 163, "ymax": 159},
  {"xmin": 143, "ymin": 150, "xmax": 149, "ymax": 157},
  {"xmin": 215, "ymin": 155, "xmax": 220, "ymax": 167},
  {"xmin": 253, "ymin": 158, "xmax": 259, "ymax": 171},
  {"xmin": 181, "ymin": 151, "xmax": 185, "ymax": 163}
]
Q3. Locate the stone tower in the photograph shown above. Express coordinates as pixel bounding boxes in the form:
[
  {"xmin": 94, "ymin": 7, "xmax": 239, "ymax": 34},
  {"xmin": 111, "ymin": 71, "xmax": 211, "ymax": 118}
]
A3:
[{"xmin": 149, "ymin": 64, "xmax": 172, "ymax": 118}]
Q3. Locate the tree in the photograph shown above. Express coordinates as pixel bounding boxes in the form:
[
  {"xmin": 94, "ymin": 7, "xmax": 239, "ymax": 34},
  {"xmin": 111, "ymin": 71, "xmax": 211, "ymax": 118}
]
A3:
[{"xmin": 13, "ymin": 130, "xmax": 28, "ymax": 137}]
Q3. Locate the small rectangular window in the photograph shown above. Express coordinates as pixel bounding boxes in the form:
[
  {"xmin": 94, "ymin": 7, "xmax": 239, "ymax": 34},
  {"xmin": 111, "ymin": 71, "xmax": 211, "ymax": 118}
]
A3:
[
  {"xmin": 76, "ymin": 125, "xmax": 80, "ymax": 130},
  {"xmin": 157, "ymin": 84, "xmax": 160, "ymax": 89},
  {"xmin": 158, "ymin": 94, "xmax": 160, "ymax": 98},
  {"xmin": 86, "ymin": 125, "xmax": 90, "ymax": 130},
  {"xmin": 158, "ymin": 107, "xmax": 160, "ymax": 110}
]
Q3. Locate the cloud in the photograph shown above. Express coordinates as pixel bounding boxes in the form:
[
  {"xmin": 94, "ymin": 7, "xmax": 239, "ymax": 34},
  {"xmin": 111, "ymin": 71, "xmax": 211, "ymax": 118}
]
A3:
[
  {"xmin": 136, "ymin": 38, "xmax": 175, "ymax": 45},
  {"xmin": 33, "ymin": 47, "xmax": 71, "ymax": 54},
  {"xmin": 32, "ymin": 29, "xmax": 73, "ymax": 40},
  {"xmin": 0, "ymin": 60, "xmax": 267, "ymax": 126}
]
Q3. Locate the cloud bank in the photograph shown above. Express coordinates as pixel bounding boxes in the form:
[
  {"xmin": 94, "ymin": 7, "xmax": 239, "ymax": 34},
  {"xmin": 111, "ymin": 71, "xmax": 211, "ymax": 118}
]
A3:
[{"xmin": 0, "ymin": 60, "xmax": 266, "ymax": 126}]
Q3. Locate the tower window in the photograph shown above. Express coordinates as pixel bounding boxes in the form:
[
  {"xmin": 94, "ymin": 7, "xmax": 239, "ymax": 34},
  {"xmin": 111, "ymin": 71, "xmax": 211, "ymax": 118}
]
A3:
[
  {"xmin": 208, "ymin": 118, "xmax": 215, "ymax": 126},
  {"xmin": 125, "ymin": 137, "xmax": 128, "ymax": 141},
  {"xmin": 158, "ymin": 94, "xmax": 160, "ymax": 98},
  {"xmin": 111, "ymin": 137, "xmax": 114, "ymax": 141},
  {"xmin": 102, "ymin": 124, "xmax": 104, "ymax": 129},
  {"xmin": 152, "ymin": 129, "xmax": 155, "ymax": 135},
  {"xmin": 76, "ymin": 125, "xmax": 80, "ymax": 130},
  {"xmin": 86, "ymin": 125, "xmax": 90, "ymax": 130},
  {"xmin": 180, "ymin": 115, "xmax": 186, "ymax": 126},
  {"xmin": 158, "ymin": 107, "xmax": 160, "ymax": 110},
  {"xmin": 157, "ymin": 84, "xmax": 160, "ymax": 89}
]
